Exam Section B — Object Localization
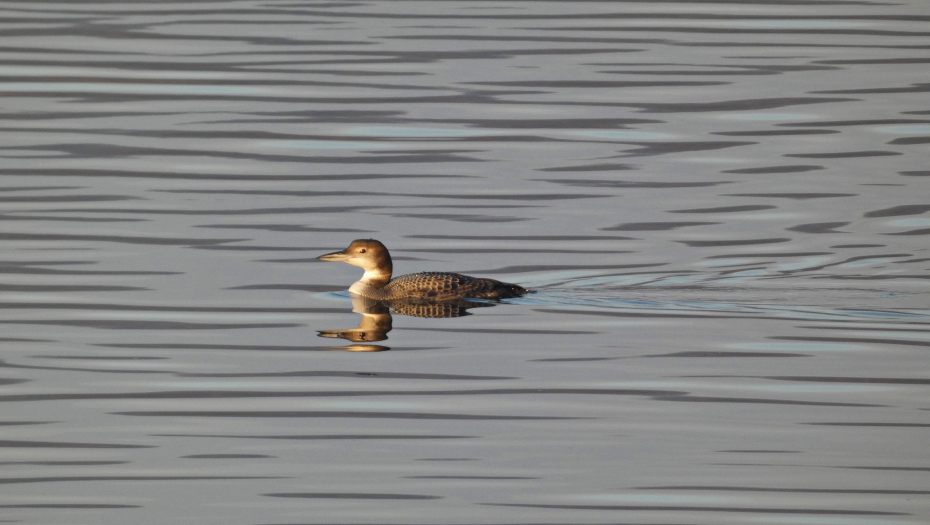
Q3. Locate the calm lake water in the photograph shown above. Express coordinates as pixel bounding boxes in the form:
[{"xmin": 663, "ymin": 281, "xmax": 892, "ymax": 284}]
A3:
[{"xmin": 2, "ymin": 1, "xmax": 929, "ymax": 524}]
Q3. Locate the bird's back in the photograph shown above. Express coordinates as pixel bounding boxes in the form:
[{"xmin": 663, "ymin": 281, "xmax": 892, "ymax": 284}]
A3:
[{"xmin": 385, "ymin": 272, "xmax": 527, "ymax": 300}]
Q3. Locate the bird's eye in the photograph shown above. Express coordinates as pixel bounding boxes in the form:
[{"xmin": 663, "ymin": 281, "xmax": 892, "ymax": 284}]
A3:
[{"xmin": 359, "ymin": 248, "xmax": 367, "ymax": 253}]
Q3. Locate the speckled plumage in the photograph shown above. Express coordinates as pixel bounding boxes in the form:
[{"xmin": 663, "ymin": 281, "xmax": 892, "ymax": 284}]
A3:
[
  {"xmin": 380, "ymin": 272, "xmax": 526, "ymax": 300},
  {"xmin": 318, "ymin": 239, "xmax": 529, "ymax": 301}
]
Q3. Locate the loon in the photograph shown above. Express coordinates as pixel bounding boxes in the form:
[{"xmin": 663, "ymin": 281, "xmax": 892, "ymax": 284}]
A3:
[{"xmin": 318, "ymin": 239, "xmax": 528, "ymax": 300}]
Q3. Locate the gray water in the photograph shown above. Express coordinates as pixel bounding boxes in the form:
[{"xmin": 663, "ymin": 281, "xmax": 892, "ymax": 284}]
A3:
[{"xmin": 2, "ymin": 1, "xmax": 929, "ymax": 523}]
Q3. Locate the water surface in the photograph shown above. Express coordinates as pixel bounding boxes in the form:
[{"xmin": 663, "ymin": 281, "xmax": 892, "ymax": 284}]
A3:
[{"xmin": 1, "ymin": 1, "xmax": 929, "ymax": 523}]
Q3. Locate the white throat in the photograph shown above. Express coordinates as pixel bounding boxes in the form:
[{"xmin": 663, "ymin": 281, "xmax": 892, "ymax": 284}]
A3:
[
  {"xmin": 360, "ymin": 269, "xmax": 390, "ymax": 284},
  {"xmin": 347, "ymin": 269, "xmax": 392, "ymax": 298}
]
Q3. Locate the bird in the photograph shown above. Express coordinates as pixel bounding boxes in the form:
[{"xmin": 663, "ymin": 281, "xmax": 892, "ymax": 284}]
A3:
[{"xmin": 318, "ymin": 239, "xmax": 529, "ymax": 301}]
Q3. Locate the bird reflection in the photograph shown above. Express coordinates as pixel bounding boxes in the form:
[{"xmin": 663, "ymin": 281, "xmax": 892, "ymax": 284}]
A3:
[{"xmin": 317, "ymin": 296, "xmax": 498, "ymax": 351}]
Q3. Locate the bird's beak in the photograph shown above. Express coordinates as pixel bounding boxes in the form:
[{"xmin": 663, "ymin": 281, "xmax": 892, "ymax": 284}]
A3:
[{"xmin": 318, "ymin": 249, "xmax": 350, "ymax": 262}]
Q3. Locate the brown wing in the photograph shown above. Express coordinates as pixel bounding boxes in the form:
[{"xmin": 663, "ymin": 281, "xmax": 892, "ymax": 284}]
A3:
[{"xmin": 385, "ymin": 272, "xmax": 526, "ymax": 300}]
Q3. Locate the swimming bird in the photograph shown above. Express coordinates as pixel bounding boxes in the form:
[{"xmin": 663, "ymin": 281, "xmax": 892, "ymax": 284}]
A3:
[{"xmin": 318, "ymin": 239, "xmax": 528, "ymax": 300}]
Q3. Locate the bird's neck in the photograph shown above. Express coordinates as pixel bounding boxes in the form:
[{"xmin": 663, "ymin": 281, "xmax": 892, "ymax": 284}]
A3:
[
  {"xmin": 359, "ymin": 268, "xmax": 391, "ymax": 288},
  {"xmin": 349, "ymin": 276, "xmax": 392, "ymax": 299}
]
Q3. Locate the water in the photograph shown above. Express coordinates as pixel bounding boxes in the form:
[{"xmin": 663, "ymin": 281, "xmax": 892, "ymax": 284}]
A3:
[{"xmin": 1, "ymin": 1, "xmax": 929, "ymax": 523}]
